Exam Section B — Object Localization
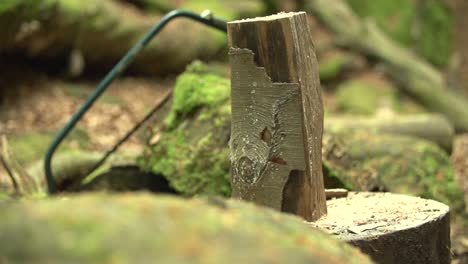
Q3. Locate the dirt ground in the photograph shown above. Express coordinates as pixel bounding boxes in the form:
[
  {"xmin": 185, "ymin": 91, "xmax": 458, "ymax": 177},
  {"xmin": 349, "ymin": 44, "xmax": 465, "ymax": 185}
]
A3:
[{"xmin": 0, "ymin": 63, "xmax": 174, "ymax": 181}]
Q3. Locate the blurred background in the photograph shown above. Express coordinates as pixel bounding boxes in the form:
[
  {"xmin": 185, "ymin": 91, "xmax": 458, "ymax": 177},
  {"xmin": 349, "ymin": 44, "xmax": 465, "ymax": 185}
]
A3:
[{"xmin": 0, "ymin": 0, "xmax": 467, "ymax": 262}]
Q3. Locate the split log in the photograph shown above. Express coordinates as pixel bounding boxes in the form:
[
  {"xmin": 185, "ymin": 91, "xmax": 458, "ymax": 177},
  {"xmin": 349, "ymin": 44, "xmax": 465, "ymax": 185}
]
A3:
[
  {"xmin": 310, "ymin": 192, "xmax": 451, "ymax": 264},
  {"xmin": 306, "ymin": 0, "xmax": 468, "ymax": 132},
  {"xmin": 0, "ymin": 0, "xmax": 230, "ymax": 75},
  {"xmin": 325, "ymin": 114, "xmax": 454, "ymax": 152},
  {"xmin": 227, "ymin": 12, "xmax": 326, "ymax": 221}
]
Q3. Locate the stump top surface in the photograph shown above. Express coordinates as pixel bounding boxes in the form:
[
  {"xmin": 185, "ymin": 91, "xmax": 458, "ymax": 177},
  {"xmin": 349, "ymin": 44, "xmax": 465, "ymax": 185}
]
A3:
[
  {"xmin": 308, "ymin": 192, "xmax": 449, "ymax": 240},
  {"xmin": 228, "ymin": 12, "xmax": 306, "ymax": 24}
]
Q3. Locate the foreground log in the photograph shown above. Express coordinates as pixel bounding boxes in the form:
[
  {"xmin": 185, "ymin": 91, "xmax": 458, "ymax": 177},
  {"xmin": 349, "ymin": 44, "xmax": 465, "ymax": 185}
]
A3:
[
  {"xmin": 306, "ymin": 0, "xmax": 468, "ymax": 132},
  {"xmin": 311, "ymin": 192, "xmax": 451, "ymax": 264},
  {"xmin": 227, "ymin": 12, "xmax": 326, "ymax": 221},
  {"xmin": 0, "ymin": 1, "xmax": 230, "ymax": 75},
  {"xmin": 325, "ymin": 114, "xmax": 454, "ymax": 152},
  {"xmin": 0, "ymin": 193, "xmax": 373, "ymax": 264}
]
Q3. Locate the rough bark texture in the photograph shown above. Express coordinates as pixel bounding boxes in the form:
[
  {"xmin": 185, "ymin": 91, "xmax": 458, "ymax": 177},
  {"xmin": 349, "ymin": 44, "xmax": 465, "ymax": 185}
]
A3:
[
  {"xmin": 227, "ymin": 12, "xmax": 326, "ymax": 221},
  {"xmin": 0, "ymin": 193, "xmax": 374, "ymax": 264},
  {"xmin": 325, "ymin": 114, "xmax": 454, "ymax": 152},
  {"xmin": 311, "ymin": 192, "xmax": 450, "ymax": 264},
  {"xmin": 306, "ymin": 0, "xmax": 468, "ymax": 132},
  {"xmin": 0, "ymin": 0, "xmax": 228, "ymax": 75}
]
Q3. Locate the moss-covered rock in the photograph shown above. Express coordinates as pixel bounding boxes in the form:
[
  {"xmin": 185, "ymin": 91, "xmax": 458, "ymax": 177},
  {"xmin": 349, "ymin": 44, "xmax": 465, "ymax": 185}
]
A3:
[
  {"xmin": 335, "ymin": 79, "xmax": 399, "ymax": 115},
  {"xmin": 0, "ymin": 193, "xmax": 373, "ymax": 264},
  {"xmin": 346, "ymin": 0, "xmax": 453, "ymax": 67}
]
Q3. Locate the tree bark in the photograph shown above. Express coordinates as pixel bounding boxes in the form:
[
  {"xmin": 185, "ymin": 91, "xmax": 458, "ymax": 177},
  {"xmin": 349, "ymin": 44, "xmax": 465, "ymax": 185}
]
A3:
[
  {"xmin": 227, "ymin": 12, "xmax": 326, "ymax": 221},
  {"xmin": 306, "ymin": 0, "xmax": 468, "ymax": 132}
]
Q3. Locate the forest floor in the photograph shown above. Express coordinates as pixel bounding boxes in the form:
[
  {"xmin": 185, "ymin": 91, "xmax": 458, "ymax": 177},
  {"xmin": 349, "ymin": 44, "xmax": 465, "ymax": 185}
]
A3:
[
  {"xmin": 1, "ymin": 64, "xmax": 467, "ymax": 263},
  {"xmin": 0, "ymin": 63, "xmax": 173, "ymax": 178}
]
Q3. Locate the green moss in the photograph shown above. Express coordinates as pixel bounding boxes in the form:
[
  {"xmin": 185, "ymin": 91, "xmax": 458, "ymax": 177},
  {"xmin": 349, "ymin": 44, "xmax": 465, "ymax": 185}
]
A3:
[
  {"xmin": 144, "ymin": 110, "xmax": 231, "ymax": 196},
  {"xmin": 335, "ymin": 80, "xmax": 399, "ymax": 115},
  {"xmin": 141, "ymin": 62, "xmax": 231, "ymax": 196},
  {"xmin": 346, "ymin": 0, "xmax": 452, "ymax": 66},
  {"xmin": 165, "ymin": 63, "xmax": 230, "ymax": 129},
  {"xmin": 0, "ymin": 193, "xmax": 373, "ymax": 263}
]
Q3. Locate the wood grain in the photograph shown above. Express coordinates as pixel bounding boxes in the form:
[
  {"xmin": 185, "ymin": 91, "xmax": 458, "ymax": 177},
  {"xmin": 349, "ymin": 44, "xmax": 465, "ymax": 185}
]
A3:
[{"xmin": 228, "ymin": 12, "xmax": 326, "ymax": 221}]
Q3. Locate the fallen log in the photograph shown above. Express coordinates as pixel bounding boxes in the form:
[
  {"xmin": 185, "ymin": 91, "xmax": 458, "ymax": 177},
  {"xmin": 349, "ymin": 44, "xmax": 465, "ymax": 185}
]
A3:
[
  {"xmin": 322, "ymin": 131, "xmax": 465, "ymax": 212},
  {"xmin": 0, "ymin": 193, "xmax": 373, "ymax": 264},
  {"xmin": 0, "ymin": 0, "xmax": 238, "ymax": 75},
  {"xmin": 306, "ymin": 0, "xmax": 468, "ymax": 132},
  {"xmin": 325, "ymin": 114, "xmax": 454, "ymax": 152}
]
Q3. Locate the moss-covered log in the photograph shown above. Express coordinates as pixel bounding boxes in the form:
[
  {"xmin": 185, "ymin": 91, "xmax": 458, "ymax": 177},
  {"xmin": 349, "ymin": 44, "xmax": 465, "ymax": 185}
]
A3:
[
  {"xmin": 0, "ymin": 193, "xmax": 373, "ymax": 264},
  {"xmin": 325, "ymin": 114, "xmax": 454, "ymax": 152},
  {"xmin": 139, "ymin": 65, "xmax": 465, "ymax": 212},
  {"xmin": 0, "ymin": 0, "xmax": 255, "ymax": 75},
  {"xmin": 306, "ymin": 0, "xmax": 468, "ymax": 132},
  {"xmin": 322, "ymin": 131, "xmax": 464, "ymax": 212}
]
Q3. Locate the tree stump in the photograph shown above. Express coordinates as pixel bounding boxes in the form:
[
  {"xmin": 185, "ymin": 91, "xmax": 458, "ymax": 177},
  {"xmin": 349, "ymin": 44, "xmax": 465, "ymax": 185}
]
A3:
[
  {"xmin": 310, "ymin": 192, "xmax": 451, "ymax": 264},
  {"xmin": 227, "ymin": 12, "xmax": 327, "ymax": 221}
]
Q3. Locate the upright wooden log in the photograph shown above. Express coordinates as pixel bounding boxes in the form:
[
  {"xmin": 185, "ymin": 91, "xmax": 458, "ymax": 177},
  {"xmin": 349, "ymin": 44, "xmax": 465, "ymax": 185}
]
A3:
[{"xmin": 227, "ymin": 12, "xmax": 327, "ymax": 221}]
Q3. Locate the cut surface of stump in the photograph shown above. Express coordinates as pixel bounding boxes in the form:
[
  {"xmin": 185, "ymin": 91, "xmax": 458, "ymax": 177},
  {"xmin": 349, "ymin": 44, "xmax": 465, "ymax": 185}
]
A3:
[
  {"xmin": 227, "ymin": 12, "xmax": 326, "ymax": 221},
  {"xmin": 309, "ymin": 192, "xmax": 450, "ymax": 264}
]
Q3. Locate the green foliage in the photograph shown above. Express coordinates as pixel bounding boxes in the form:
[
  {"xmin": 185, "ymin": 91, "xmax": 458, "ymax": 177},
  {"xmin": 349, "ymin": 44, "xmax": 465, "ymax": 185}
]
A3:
[
  {"xmin": 335, "ymin": 80, "xmax": 399, "ymax": 115},
  {"xmin": 346, "ymin": 0, "xmax": 453, "ymax": 66},
  {"xmin": 0, "ymin": 193, "xmax": 373, "ymax": 263}
]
